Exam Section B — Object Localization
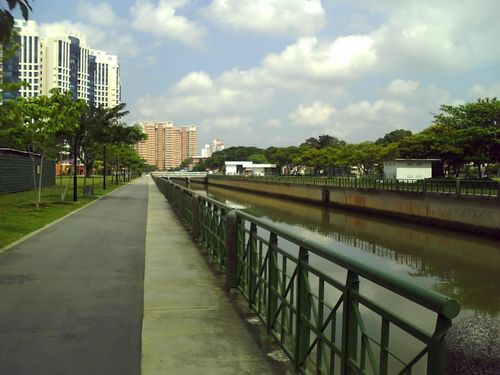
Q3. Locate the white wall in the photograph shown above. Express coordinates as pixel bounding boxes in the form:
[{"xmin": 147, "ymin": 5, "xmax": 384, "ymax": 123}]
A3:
[{"xmin": 384, "ymin": 160, "xmax": 433, "ymax": 180}]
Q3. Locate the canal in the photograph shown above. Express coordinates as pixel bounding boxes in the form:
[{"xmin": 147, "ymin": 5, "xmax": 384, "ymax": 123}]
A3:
[{"xmin": 191, "ymin": 182, "xmax": 500, "ymax": 323}]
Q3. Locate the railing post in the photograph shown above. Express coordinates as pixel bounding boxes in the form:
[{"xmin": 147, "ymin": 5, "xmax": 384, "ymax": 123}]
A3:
[
  {"xmin": 427, "ymin": 315, "xmax": 451, "ymax": 374},
  {"xmin": 456, "ymin": 179, "xmax": 461, "ymax": 196},
  {"xmin": 225, "ymin": 210, "xmax": 238, "ymax": 290},
  {"xmin": 192, "ymin": 194, "xmax": 200, "ymax": 240},
  {"xmin": 295, "ymin": 246, "xmax": 311, "ymax": 371},
  {"xmin": 248, "ymin": 223, "xmax": 258, "ymax": 307},
  {"xmin": 341, "ymin": 270, "xmax": 360, "ymax": 375},
  {"xmin": 267, "ymin": 232, "xmax": 279, "ymax": 334}
]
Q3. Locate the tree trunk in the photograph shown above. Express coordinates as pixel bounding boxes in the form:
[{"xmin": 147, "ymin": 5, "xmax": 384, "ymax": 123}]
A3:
[
  {"xmin": 115, "ymin": 156, "xmax": 119, "ymax": 185},
  {"xmin": 30, "ymin": 151, "xmax": 39, "ymax": 211},
  {"xmin": 103, "ymin": 145, "xmax": 107, "ymax": 190},
  {"xmin": 37, "ymin": 156, "xmax": 44, "ymax": 207},
  {"xmin": 73, "ymin": 136, "xmax": 78, "ymax": 202},
  {"xmin": 85, "ymin": 157, "xmax": 93, "ymax": 178}
]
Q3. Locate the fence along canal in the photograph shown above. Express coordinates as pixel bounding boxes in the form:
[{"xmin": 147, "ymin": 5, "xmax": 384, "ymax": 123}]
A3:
[
  {"xmin": 153, "ymin": 176, "xmax": 460, "ymax": 375},
  {"xmin": 195, "ymin": 182, "xmax": 500, "ymax": 318}
]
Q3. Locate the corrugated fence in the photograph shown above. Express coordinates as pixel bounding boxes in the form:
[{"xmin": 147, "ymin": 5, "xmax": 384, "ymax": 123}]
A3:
[{"xmin": 0, "ymin": 149, "xmax": 55, "ymax": 194}]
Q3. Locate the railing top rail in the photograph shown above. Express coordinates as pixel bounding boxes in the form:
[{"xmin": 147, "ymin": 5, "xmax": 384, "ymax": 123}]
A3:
[
  {"xmin": 211, "ymin": 174, "xmax": 498, "ymax": 184},
  {"xmin": 197, "ymin": 193, "xmax": 233, "ymax": 211},
  {"xmin": 208, "ymin": 175, "xmax": 499, "ymax": 196},
  {"xmin": 236, "ymin": 209, "xmax": 460, "ymax": 319}
]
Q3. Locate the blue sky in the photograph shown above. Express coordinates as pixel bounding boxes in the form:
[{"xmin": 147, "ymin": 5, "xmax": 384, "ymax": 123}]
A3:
[{"xmin": 22, "ymin": 0, "xmax": 500, "ymax": 149}]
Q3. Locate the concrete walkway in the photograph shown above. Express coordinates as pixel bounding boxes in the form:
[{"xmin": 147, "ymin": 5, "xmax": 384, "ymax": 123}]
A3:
[
  {"xmin": 142, "ymin": 176, "xmax": 290, "ymax": 374},
  {"xmin": 0, "ymin": 176, "xmax": 291, "ymax": 374}
]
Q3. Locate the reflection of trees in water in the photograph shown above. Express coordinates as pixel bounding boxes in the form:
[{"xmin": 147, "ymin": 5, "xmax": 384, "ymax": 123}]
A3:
[{"xmin": 301, "ymin": 224, "xmax": 500, "ymax": 316}]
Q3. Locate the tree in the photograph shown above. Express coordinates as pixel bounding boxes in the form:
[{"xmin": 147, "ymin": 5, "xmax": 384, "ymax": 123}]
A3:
[
  {"xmin": 0, "ymin": 96, "xmax": 24, "ymax": 147},
  {"xmin": 266, "ymin": 146, "xmax": 302, "ymax": 174},
  {"xmin": 340, "ymin": 142, "xmax": 382, "ymax": 176},
  {"xmin": 106, "ymin": 123, "xmax": 146, "ymax": 184},
  {"xmin": 300, "ymin": 137, "xmax": 320, "ymax": 149},
  {"xmin": 433, "ymin": 98, "xmax": 500, "ymax": 178},
  {"xmin": 5, "ymin": 91, "xmax": 84, "ymax": 209},
  {"xmin": 0, "ymin": 0, "xmax": 32, "ymax": 44},
  {"xmin": 79, "ymin": 103, "xmax": 130, "ymax": 178},
  {"xmin": 247, "ymin": 153, "xmax": 268, "ymax": 164},
  {"xmin": 375, "ymin": 129, "xmax": 413, "ymax": 145},
  {"xmin": 398, "ymin": 126, "xmax": 464, "ymax": 177},
  {"xmin": 318, "ymin": 134, "xmax": 345, "ymax": 149},
  {"xmin": 200, "ymin": 146, "xmax": 266, "ymax": 171}
]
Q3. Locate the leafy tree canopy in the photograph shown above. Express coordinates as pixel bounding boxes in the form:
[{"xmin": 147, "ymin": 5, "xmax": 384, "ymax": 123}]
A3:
[{"xmin": 375, "ymin": 129, "xmax": 413, "ymax": 145}]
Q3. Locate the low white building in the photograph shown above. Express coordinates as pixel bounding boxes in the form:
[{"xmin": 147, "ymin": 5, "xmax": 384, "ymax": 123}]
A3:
[
  {"xmin": 225, "ymin": 161, "xmax": 276, "ymax": 176},
  {"xmin": 383, "ymin": 159, "xmax": 439, "ymax": 180}
]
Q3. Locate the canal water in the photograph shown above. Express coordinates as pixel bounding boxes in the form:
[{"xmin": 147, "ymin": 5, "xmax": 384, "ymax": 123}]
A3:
[{"xmin": 190, "ymin": 183, "xmax": 500, "ymax": 319}]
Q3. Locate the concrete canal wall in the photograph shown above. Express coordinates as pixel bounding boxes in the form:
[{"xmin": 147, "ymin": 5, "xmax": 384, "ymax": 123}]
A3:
[{"xmin": 206, "ymin": 176, "xmax": 500, "ymax": 238}]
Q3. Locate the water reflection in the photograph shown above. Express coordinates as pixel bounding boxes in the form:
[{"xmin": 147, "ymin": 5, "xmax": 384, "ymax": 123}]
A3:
[{"xmin": 191, "ymin": 182, "xmax": 500, "ymax": 318}]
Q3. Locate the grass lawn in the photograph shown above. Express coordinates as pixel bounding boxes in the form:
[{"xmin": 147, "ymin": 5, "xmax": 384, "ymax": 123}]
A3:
[{"xmin": 0, "ymin": 175, "xmax": 130, "ymax": 249}]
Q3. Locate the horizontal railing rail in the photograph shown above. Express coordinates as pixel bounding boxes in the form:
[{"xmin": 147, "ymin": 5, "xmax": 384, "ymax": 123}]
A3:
[
  {"xmin": 209, "ymin": 175, "xmax": 500, "ymax": 197},
  {"xmin": 153, "ymin": 175, "xmax": 461, "ymax": 374}
]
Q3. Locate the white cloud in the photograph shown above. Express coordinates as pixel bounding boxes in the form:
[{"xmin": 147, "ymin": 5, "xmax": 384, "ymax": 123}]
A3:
[
  {"xmin": 77, "ymin": 1, "xmax": 119, "ymax": 26},
  {"xmin": 173, "ymin": 71, "xmax": 214, "ymax": 93},
  {"xmin": 289, "ymin": 101, "xmax": 336, "ymax": 127},
  {"xmin": 203, "ymin": 0, "xmax": 325, "ymax": 36},
  {"xmin": 470, "ymin": 83, "xmax": 500, "ymax": 98},
  {"xmin": 130, "ymin": 0, "xmax": 205, "ymax": 48},
  {"xmin": 385, "ymin": 79, "xmax": 421, "ymax": 96},
  {"xmin": 136, "ymin": 70, "xmax": 273, "ymax": 122},
  {"xmin": 263, "ymin": 118, "xmax": 283, "ymax": 128},
  {"xmin": 324, "ymin": 82, "xmax": 451, "ymax": 141},
  {"xmin": 202, "ymin": 116, "xmax": 252, "ymax": 130},
  {"xmin": 38, "ymin": 21, "xmax": 139, "ymax": 57},
  {"xmin": 368, "ymin": 0, "xmax": 500, "ymax": 71},
  {"xmin": 263, "ymin": 36, "xmax": 377, "ymax": 83}
]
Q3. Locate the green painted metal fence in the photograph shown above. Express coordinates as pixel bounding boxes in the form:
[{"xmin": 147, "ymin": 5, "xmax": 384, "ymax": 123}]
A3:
[
  {"xmin": 209, "ymin": 175, "xmax": 500, "ymax": 197},
  {"xmin": 154, "ymin": 176, "xmax": 460, "ymax": 374}
]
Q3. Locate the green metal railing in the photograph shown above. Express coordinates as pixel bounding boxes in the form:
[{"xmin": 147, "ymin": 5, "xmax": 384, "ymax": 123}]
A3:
[
  {"xmin": 153, "ymin": 176, "xmax": 460, "ymax": 374},
  {"xmin": 209, "ymin": 175, "xmax": 500, "ymax": 197}
]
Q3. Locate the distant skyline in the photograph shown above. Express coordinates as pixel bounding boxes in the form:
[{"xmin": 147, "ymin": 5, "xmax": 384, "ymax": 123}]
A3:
[{"xmin": 17, "ymin": 0, "xmax": 500, "ymax": 148}]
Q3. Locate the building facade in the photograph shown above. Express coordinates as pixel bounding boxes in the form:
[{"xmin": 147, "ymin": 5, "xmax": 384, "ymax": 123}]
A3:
[
  {"xmin": 383, "ymin": 159, "xmax": 439, "ymax": 180},
  {"xmin": 1, "ymin": 20, "xmax": 42, "ymax": 100},
  {"xmin": 89, "ymin": 49, "xmax": 121, "ymax": 108},
  {"xmin": 135, "ymin": 121, "xmax": 198, "ymax": 171},
  {"xmin": 1, "ymin": 19, "xmax": 120, "ymax": 108},
  {"xmin": 41, "ymin": 32, "xmax": 90, "ymax": 101},
  {"xmin": 201, "ymin": 138, "xmax": 224, "ymax": 158},
  {"xmin": 181, "ymin": 126, "xmax": 198, "ymax": 162}
]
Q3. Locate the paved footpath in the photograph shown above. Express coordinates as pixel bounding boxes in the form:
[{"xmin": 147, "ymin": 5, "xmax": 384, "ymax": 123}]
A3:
[
  {"xmin": 0, "ymin": 176, "xmax": 289, "ymax": 374},
  {"xmin": 0, "ymin": 178, "xmax": 148, "ymax": 375}
]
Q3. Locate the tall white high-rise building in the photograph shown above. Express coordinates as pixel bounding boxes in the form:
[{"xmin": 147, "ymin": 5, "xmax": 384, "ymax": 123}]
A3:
[
  {"xmin": 41, "ymin": 31, "xmax": 90, "ymax": 101},
  {"xmin": 1, "ymin": 20, "xmax": 42, "ymax": 100},
  {"xmin": 89, "ymin": 50, "xmax": 121, "ymax": 108},
  {"xmin": 201, "ymin": 138, "xmax": 225, "ymax": 158},
  {"xmin": 1, "ymin": 19, "xmax": 120, "ymax": 108}
]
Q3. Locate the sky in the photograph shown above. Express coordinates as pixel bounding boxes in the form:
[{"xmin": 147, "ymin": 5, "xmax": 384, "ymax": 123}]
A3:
[{"xmin": 20, "ymin": 0, "xmax": 500, "ymax": 150}]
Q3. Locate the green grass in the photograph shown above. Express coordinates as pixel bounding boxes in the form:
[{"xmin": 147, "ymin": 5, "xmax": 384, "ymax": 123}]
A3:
[{"xmin": 0, "ymin": 176, "xmax": 129, "ymax": 249}]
